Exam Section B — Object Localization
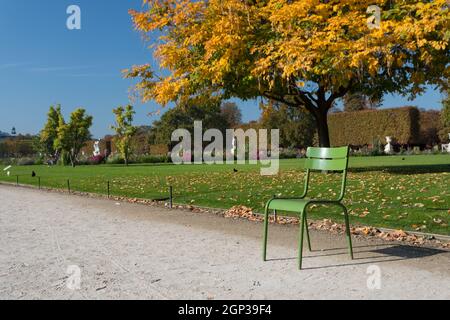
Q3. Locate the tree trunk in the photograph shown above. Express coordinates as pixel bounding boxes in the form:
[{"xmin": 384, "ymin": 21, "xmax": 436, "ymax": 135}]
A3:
[
  {"xmin": 124, "ymin": 148, "xmax": 129, "ymax": 166},
  {"xmin": 313, "ymin": 110, "xmax": 331, "ymax": 148},
  {"xmin": 70, "ymin": 151, "xmax": 76, "ymax": 167}
]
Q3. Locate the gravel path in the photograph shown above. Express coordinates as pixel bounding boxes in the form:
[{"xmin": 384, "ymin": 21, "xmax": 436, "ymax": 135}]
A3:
[{"xmin": 0, "ymin": 185, "xmax": 449, "ymax": 300}]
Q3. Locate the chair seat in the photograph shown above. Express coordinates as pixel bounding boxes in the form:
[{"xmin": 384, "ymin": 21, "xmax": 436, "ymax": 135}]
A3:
[{"xmin": 267, "ymin": 198, "xmax": 312, "ymax": 212}]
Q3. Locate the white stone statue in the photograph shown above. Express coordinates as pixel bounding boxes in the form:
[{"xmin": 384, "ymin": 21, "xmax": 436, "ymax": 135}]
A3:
[
  {"xmin": 231, "ymin": 136, "xmax": 237, "ymax": 156},
  {"xmin": 384, "ymin": 136, "xmax": 394, "ymax": 155},
  {"xmin": 93, "ymin": 140, "xmax": 101, "ymax": 157},
  {"xmin": 3, "ymin": 165, "xmax": 11, "ymax": 177},
  {"xmin": 442, "ymin": 134, "xmax": 450, "ymax": 153}
]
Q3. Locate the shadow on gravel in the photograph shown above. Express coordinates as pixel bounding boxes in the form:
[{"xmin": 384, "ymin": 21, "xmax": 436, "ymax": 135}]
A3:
[
  {"xmin": 369, "ymin": 245, "xmax": 446, "ymax": 259},
  {"xmin": 267, "ymin": 245, "xmax": 448, "ymax": 270}
]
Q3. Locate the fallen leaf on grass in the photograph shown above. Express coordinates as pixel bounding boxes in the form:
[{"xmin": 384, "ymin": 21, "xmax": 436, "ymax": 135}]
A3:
[{"xmin": 359, "ymin": 209, "xmax": 370, "ymax": 218}]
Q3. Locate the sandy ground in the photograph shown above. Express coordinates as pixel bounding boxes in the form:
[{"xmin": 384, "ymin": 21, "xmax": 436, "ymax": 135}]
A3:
[{"xmin": 0, "ymin": 185, "xmax": 449, "ymax": 300}]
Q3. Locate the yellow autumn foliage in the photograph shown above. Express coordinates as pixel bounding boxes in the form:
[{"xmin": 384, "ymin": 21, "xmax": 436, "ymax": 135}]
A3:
[{"xmin": 125, "ymin": 0, "xmax": 449, "ymax": 146}]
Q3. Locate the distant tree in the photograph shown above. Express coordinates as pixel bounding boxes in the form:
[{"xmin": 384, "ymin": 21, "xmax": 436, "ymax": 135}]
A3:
[
  {"xmin": 343, "ymin": 93, "xmax": 366, "ymax": 112},
  {"xmin": 54, "ymin": 110, "xmax": 68, "ymax": 164},
  {"xmin": 111, "ymin": 105, "xmax": 137, "ymax": 166},
  {"xmin": 55, "ymin": 108, "xmax": 93, "ymax": 167},
  {"xmin": 440, "ymin": 92, "xmax": 450, "ymax": 142},
  {"xmin": 238, "ymin": 120, "xmax": 260, "ymax": 132},
  {"xmin": 343, "ymin": 93, "xmax": 382, "ymax": 112},
  {"xmin": 220, "ymin": 102, "xmax": 242, "ymax": 128},
  {"xmin": 132, "ymin": 126, "xmax": 153, "ymax": 155},
  {"xmin": 11, "ymin": 127, "xmax": 16, "ymax": 135},
  {"xmin": 260, "ymin": 100, "xmax": 315, "ymax": 149},
  {"xmin": 0, "ymin": 135, "xmax": 36, "ymax": 158},
  {"xmin": 149, "ymin": 98, "xmax": 228, "ymax": 147},
  {"xmin": 32, "ymin": 135, "xmax": 45, "ymax": 157},
  {"xmin": 0, "ymin": 141, "xmax": 6, "ymax": 158},
  {"xmin": 39, "ymin": 105, "xmax": 64, "ymax": 158}
]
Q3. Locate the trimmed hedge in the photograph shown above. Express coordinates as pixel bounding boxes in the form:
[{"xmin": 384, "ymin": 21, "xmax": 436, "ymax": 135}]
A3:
[
  {"xmin": 418, "ymin": 110, "xmax": 442, "ymax": 146},
  {"xmin": 328, "ymin": 107, "xmax": 420, "ymax": 146}
]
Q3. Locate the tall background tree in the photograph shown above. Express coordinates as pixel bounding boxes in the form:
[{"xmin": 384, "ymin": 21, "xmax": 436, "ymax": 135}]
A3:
[
  {"xmin": 111, "ymin": 105, "xmax": 137, "ymax": 166},
  {"xmin": 220, "ymin": 102, "xmax": 242, "ymax": 128},
  {"xmin": 126, "ymin": 0, "xmax": 449, "ymax": 147},
  {"xmin": 39, "ymin": 104, "xmax": 64, "ymax": 158},
  {"xmin": 149, "ymin": 98, "xmax": 229, "ymax": 147},
  {"xmin": 55, "ymin": 108, "xmax": 92, "ymax": 167},
  {"xmin": 260, "ymin": 101, "xmax": 315, "ymax": 149},
  {"xmin": 440, "ymin": 91, "xmax": 450, "ymax": 142},
  {"xmin": 343, "ymin": 93, "xmax": 383, "ymax": 112}
]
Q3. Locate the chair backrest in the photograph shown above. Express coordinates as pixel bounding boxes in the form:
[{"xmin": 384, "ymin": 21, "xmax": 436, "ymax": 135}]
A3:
[
  {"xmin": 305, "ymin": 146, "xmax": 349, "ymax": 172},
  {"xmin": 303, "ymin": 146, "xmax": 350, "ymax": 201}
]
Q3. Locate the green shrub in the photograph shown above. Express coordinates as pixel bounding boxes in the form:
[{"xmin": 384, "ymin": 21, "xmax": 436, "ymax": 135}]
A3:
[
  {"xmin": 134, "ymin": 154, "xmax": 171, "ymax": 164},
  {"xmin": 17, "ymin": 157, "xmax": 36, "ymax": 166},
  {"xmin": 106, "ymin": 154, "xmax": 125, "ymax": 165},
  {"xmin": 370, "ymin": 138, "xmax": 385, "ymax": 156},
  {"xmin": 279, "ymin": 149, "xmax": 299, "ymax": 159},
  {"xmin": 0, "ymin": 158, "xmax": 14, "ymax": 165}
]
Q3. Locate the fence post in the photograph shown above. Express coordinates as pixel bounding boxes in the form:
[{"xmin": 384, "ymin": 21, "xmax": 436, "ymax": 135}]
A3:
[
  {"xmin": 38, "ymin": 177, "xmax": 41, "ymax": 190},
  {"xmin": 169, "ymin": 186, "xmax": 173, "ymax": 209},
  {"xmin": 107, "ymin": 181, "xmax": 110, "ymax": 198},
  {"xmin": 16, "ymin": 175, "xmax": 19, "ymax": 186},
  {"xmin": 67, "ymin": 179, "xmax": 71, "ymax": 193}
]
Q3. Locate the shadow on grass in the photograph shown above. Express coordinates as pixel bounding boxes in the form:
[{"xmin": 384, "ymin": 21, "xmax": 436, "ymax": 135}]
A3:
[
  {"xmin": 427, "ymin": 207, "xmax": 450, "ymax": 211},
  {"xmin": 349, "ymin": 164, "xmax": 450, "ymax": 175},
  {"xmin": 267, "ymin": 244, "xmax": 448, "ymax": 270}
]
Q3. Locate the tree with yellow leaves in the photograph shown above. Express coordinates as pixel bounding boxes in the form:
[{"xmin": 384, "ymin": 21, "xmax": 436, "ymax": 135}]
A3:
[
  {"xmin": 111, "ymin": 105, "xmax": 137, "ymax": 166},
  {"xmin": 125, "ymin": 0, "xmax": 449, "ymax": 147}
]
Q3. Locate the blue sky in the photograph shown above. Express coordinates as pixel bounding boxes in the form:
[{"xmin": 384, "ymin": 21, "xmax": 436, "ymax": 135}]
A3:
[{"xmin": 0, "ymin": 0, "xmax": 446, "ymax": 138}]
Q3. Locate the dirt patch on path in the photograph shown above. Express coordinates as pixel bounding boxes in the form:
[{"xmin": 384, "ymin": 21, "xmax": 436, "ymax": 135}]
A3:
[{"xmin": 0, "ymin": 185, "xmax": 449, "ymax": 299}]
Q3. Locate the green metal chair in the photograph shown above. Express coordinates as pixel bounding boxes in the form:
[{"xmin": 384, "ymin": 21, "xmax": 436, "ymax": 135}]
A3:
[{"xmin": 262, "ymin": 146, "xmax": 353, "ymax": 270}]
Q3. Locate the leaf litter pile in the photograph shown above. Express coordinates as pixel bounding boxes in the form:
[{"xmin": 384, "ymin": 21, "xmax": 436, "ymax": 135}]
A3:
[{"xmin": 223, "ymin": 205, "xmax": 450, "ymax": 249}]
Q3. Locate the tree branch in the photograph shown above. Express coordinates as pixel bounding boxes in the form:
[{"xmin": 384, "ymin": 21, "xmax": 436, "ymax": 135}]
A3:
[
  {"xmin": 262, "ymin": 92, "xmax": 297, "ymax": 108},
  {"xmin": 317, "ymin": 86, "xmax": 326, "ymax": 106},
  {"xmin": 326, "ymin": 84, "xmax": 352, "ymax": 110}
]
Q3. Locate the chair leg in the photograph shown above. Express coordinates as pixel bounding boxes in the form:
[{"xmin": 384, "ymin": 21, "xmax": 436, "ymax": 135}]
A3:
[
  {"xmin": 342, "ymin": 205, "xmax": 354, "ymax": 260},
  {"xmin": 263, "ymin": 205, "xmax": 270, "ymax": 261},
  {"xmin": 304, "ymin": 211, "xmax": 312, "ymax": 252},
  {"xmin": 298, "ymin": 209, "xmax": 306, "ymax": 270}
]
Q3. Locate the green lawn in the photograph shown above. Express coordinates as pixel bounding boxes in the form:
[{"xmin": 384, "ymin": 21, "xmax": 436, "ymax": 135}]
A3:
[{"xmin": 1, "ymin": 154, "xmax": 449, "ymax": 235}]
